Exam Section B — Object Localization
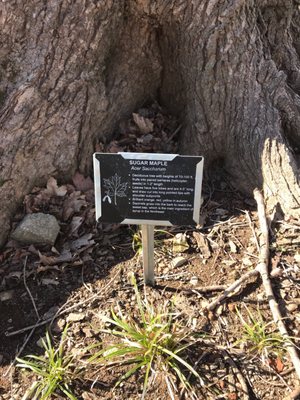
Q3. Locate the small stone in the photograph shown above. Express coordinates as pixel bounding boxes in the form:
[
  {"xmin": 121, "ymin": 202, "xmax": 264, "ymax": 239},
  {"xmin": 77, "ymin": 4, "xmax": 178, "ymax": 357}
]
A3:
[
  {"xmin": 82, "ymin": 326, "xmax": 94, "ymax": 338},
  {"xmin": 190, "ymin": 276, "xmax": 198, "ymax": 286},
  {"xmin": 11, "ymin": 213, "xmax": 60, "ymax": 245},
  {"xmin": 0, "ymin": 290, "xmax": 14, "ymax": 302},
  {"xmin": 67, "ymin": 312, "xmax": 85, "ymax": 322},
  {"xmin": 171, "ymin": 256, "xmax": 187, "ymax": 268},
  {"xmin": 286, "ymin": 303, "xmax": 298, "ymax": 312}
]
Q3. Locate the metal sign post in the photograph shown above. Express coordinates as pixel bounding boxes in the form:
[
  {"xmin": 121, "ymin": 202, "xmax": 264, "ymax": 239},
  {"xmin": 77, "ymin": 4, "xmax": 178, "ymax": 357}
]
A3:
[{"xmin": 141, "ymin": 224, "xmax": 155, "ymax": 286}]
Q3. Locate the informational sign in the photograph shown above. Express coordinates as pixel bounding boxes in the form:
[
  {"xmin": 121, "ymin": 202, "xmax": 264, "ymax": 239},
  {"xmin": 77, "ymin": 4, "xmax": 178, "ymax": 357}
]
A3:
[{"xmin": 93, "ymin": 152, "xmax": 203, "ymax": 226}]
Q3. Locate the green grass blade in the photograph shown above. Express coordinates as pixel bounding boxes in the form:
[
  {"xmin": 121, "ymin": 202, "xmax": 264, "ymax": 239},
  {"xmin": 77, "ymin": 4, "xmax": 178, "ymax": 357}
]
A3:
[
  {"xmin": 115, "ymin": 360, "xmax": 147, "ymax": 387},
  {"xmin": 157, "ymin": 345, "xmax": 200, "ymax": 379},
  {"xmin": 131, "ymin": 274, "xmax": 146, "ymax": 324},
  {"xmin": 141, "ymin": 355, "xmax": 153, "ymax": 400},
  {"xmin": 59, "ymin": 384, "xmax": 77, "ymax": 400}
]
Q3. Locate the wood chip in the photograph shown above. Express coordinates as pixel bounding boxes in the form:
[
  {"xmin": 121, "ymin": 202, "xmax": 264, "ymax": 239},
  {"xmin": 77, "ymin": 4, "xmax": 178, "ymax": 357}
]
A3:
[
  {"xmin": 193, "ymin": 232, "xmax": 211, "ymax": 258},
  {"xmin": 67, "ymin": 312, "xmax": 85, "ymax": 322}
]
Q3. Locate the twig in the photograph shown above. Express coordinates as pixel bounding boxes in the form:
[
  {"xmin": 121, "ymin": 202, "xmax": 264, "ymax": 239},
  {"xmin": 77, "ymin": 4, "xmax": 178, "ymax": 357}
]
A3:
[
  {"xmin": 205, "ymin": 270, "xmax": 259, "ymax": 311},
  {"xmin": 221, "ymin": 350, "xmax": 250, "ymax": 399},
  {"xmin": 4, "ymin": 326, "xmax": 37, "ymax": 377},
  {"xmin": 154, "ymin": 283, "xmax": 227, "ymax": 295},
  {"xmin": 23, "ymin": 256, "xmax": 40, "ymax": 320},
  {"xmin": 166, "ymin": 124, "xmax": 182, "ymax": 143},
  {"xmin": 244, "ymin": 210, "xmax": 260, "ymax": 252},
  {"xmin": 189, "ymin": 285, "xmax": 227, "ymax": 293},
  {"xmin": 253, "ymin": 189, "xmax": 300, "ymax": 383}
]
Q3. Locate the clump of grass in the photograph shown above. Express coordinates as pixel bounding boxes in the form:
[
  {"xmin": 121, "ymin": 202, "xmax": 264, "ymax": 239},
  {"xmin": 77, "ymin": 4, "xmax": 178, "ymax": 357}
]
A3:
[
  {"xmin": 131, "ymin": 227, "xmax": 173, "ymax": 256},
  {"xmin": 17, "ymin": 325, "xmax": 79, "ymax": 400},
  {"xmin": 89, "ymin": 274, "xmax": 201, "ymax": 399},
  {"xmin": 234, "ymin": 305, "xmax": 286, "ymax": 361}
]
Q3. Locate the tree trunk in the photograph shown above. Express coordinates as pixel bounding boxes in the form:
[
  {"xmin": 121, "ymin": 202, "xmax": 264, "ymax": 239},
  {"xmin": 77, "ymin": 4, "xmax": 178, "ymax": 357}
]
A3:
[{"xmin": 0, "ymin": 0, "xmax": 299, "ymax": 246}]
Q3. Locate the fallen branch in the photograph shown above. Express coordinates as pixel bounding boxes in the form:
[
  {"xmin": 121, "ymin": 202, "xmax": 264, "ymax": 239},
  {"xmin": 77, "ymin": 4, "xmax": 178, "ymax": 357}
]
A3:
[{"xmin": 253, "ymin": 189, "xmax": 300, "ymax": 392}]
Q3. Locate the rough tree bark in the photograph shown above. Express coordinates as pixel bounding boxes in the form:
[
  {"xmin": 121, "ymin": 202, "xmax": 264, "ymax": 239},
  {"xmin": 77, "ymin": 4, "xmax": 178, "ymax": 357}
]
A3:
[{"xmin": 0, "ymin": 0, "xmax": 299, "ymax": 246}]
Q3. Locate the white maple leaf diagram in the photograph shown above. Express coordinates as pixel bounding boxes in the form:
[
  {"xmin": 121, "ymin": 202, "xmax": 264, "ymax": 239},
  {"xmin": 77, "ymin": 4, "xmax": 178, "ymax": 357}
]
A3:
[{"xmin": 103, "ymin": 173, "xmax": 128, "ymax": 206}]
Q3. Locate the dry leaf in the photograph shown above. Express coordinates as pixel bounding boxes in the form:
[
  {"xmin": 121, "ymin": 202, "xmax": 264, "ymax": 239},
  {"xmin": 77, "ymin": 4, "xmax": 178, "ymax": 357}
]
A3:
[
  {"xmin": 227, "ymin": 303, "xmax": 236, "ymax": 312},
  {"xmin": 41, "ymin": 278, "xmax": 59, "ymax": 286},
  {"xmin": 46, "ymin": 177, "xmax": 67, "ymax": 197},
  {"xmin": 107, "ymin": 140, "xmax": 124, "ymax": 153},
  {"xmin": 70, "ymin": 233, "xmax": 94, "ymax": 251},
  {"xmin": 38, "ymin": 249, "xmax": 73, "ymax": 266},
  {"xmin": 63, "ymin": 191, "xmax": 87, "ymax": 220},
  {"xmin": 218, "ymin": 380, "xmax": 225, "ymax": 389},
  {"xmin": 72, "ymin": 172, "xmax": 94, "ymax": 192},
  {"xmin": 70, "ymin": 216, "xmax": 84, "ymax": 236},
  {"xmin": 132, "ymin": 112, "xmax": 154, "ymax": 134},
  {"xmin": 38, "ymin": 252, "xmax": 58, "ymax": 266},
  {"xmin": 193, "ymin": 232, "xmax": 211, "ymax": 258},
  {"xmin": 268, "ymin": 357, "xmax": 284, "ymax": 373},
  {"xmin": 56, "ymin": 249, "xmax": 73, "ymax": 263},
  {"xmin": 37, "ymin": 265, "xmax": 60, "ymax": 273}
]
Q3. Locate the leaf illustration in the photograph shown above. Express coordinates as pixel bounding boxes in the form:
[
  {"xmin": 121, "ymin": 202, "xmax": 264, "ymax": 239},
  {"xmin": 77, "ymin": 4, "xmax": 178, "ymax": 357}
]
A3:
[{"xmin": 103, "ymin": 173, "xmax": 128, "ymax": 205}]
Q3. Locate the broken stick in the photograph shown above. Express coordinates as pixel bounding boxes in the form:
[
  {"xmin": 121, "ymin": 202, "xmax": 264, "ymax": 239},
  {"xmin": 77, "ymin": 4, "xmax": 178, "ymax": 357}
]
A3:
[
  {"xmin": 206, "ymin": 269, "xmax": 259, "ymax": 312},
  {"xmin": 253, "ymin": 188, "xmax": 300, "ymax": 382}
]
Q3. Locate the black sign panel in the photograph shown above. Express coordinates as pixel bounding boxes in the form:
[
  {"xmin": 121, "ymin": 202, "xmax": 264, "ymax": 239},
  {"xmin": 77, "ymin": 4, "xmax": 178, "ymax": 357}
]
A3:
[{"xmin": 93, "ymin": 153, "xmax": 203, "ymax": 226}]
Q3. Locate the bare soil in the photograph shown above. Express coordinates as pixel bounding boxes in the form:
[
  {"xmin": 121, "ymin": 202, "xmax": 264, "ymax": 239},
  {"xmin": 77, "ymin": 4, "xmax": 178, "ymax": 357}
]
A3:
[{"xmin": 0, "ymin": 105, "xmax": 299, "ymax": 400}]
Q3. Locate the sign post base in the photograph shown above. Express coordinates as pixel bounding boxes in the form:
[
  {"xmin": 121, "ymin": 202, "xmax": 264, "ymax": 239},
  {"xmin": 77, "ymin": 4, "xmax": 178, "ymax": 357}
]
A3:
[{"xmin": 141, "ymin": 225, "xmax": 155, "ymax": 286}]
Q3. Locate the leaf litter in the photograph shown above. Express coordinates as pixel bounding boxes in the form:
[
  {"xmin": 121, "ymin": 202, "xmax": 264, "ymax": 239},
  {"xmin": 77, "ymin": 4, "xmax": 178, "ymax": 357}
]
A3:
[{"xmin": 0, "ymin": 103, "xmax": 299, "ymax": 399}]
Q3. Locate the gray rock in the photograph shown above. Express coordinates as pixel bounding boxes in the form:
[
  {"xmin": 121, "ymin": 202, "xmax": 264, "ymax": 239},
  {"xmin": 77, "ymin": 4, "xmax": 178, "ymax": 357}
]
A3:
[
  {"xmin": 171, "ymin": 256, "xmax": 187, "ymax": 268},
  {"xmin": 11, "ymin": 213, "xmax": 60, "ymax": 245}
]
